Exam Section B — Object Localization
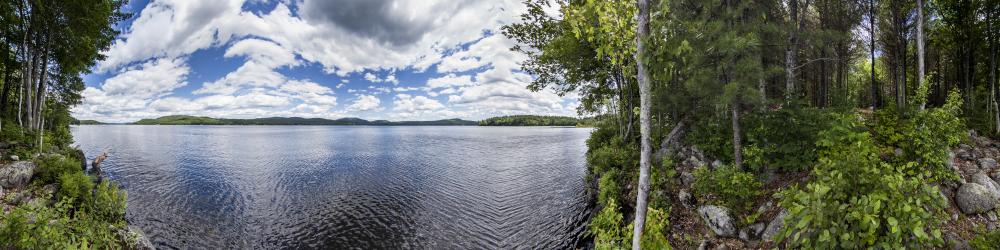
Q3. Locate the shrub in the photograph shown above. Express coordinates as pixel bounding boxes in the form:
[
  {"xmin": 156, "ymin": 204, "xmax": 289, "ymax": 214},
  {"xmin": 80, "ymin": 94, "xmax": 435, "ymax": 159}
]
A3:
[
  {"xmin": 633, "ymin": 207, "xmax": 672, "ymax": 249},
  {"xmin": 57, "ymin": 172, "xmax": 95, "ymax": 207},
  {"xmin": 866, "ymin": 91, "xmax": 965, "ymax": 182},
  {"xmin": 743, "ymin": 108, "xmax": 833, "ymax": 172},
  {"xmin": 692, "ymin": 165, "xmax": 762, "ymax": 216},
  {"xmin": 0, "ymin": 197, "xmax": 121, "ymax": 248},
  {"xmin": 92, "ymin": 181, "xmax": 127, "ymax": 222},
  {"xmin": 591, "ymin": 200, "xmax": 630, "ymax": 250},
  {"xmin": 34, "ymin": 155, "xmax": 83, "ymax": 185},
  {"xmin": 971, "ymin": 230, "xmax": 1000, "ymax": 250},
  {"xmin": 598, "ymin": 169, "xmax": 623, "ymax": 207},
  {"xmin": 778, "ymin": 113, "xmax": 946, "ymax": 248}
]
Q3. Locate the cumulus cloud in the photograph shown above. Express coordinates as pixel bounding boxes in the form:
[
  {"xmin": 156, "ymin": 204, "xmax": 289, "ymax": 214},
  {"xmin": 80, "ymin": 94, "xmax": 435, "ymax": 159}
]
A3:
[
  {"xmin": 345, "ymin": 95, "xmax": 382, "ymax": 112},
  {"xmin": 77, "ymin": 0, "xmax": 579, "ymax": 122}
]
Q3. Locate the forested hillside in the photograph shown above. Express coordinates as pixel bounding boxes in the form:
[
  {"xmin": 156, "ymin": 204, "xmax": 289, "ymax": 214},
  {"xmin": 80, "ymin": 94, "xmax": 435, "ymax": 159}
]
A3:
[
  {"xmin": 132, "ymin": 115, "xmax": 478, "ymax": 126},
  {"xmin": 478, "ymin": 115, "xmax": 583, "ymax": 126},
  {"xmin": 505, "ymin": 0, "xmax": 1000, "ymax": 248},
  {"xmin": 0, "ymin": 0, "xmax": 146, "ymax": 248}
]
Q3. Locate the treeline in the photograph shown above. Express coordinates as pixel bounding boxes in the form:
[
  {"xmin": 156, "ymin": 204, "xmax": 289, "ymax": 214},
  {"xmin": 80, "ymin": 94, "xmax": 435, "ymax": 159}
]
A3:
[
  {"xmin": 0, "ymin": 0, "xmax": 134, "ymax": 248},
  {"xmin": 505, "ymin": 0, "xmax": 999, "ymax": 248},
  {"xmin": 477, "ymin": 115, "xmax": 584, "ymax": 126},
  {"xmin": 132, "ymin": 115, "xmax": 479, "ymax": 126},
  {"xmin": 0, "ymin": 0, "xmax": 128, "ymax": 149}
]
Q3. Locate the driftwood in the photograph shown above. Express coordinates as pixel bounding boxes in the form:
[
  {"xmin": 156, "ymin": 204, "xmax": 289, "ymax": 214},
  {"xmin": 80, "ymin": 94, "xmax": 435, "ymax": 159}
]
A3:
[{"xmin": 654, "ymin": 117, "xmax": 691, "ymax": 163}]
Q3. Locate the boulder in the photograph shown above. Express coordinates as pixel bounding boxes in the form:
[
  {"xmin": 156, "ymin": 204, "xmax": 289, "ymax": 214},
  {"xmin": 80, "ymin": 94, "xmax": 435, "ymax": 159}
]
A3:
[
  {"xmin": 118, "ymin": 226, "xmax": 155, "ymax": 250},
  {"xmin": 739, "ymin": 223, "xmax": 766, "ymax": 242},
  {"xmin": 681, "ymin": 172, "xmax": 695, "ymax": 187},
  {"xmin": 684, "ymin": 155, "xmax": 705, "ymax": 169},
  {"xmin": 761, "ymin": 209, "xmax": 788, "ymax": 241},
  {"xmin": 71, "ymin": 149, "xmax": 87, "ymax": 171},
  {"xmin": 9, "ymin": 155, "xmax": 18, "ymax": 161},
  {"xmin": 980, "ymin": 158, "xmax": 998, "ymax": 171},
  {"xmin": 971, "ymin": 172, "xmax": 1000, "ymax": 197},
  {"xmin": 955, "ymin": 183, "xmax": 999, "ymax": 214},
  {"xmin": 957, "ymin": 145, "xmax": 973, "ymax": 160},
  {"xmin": 711, "ymin": 160, "xmax": 724, "ymax": 170},
  {"xmin": 678, "ymin": 189, "xmax": 695, "ymax": 209},
  {"xmin": 697, "ymin": 205, "xmax": 736, "ymax": 237},
  {"xmin": 0, "ymin": 161, "xmax": 35, "ymax": 189}
]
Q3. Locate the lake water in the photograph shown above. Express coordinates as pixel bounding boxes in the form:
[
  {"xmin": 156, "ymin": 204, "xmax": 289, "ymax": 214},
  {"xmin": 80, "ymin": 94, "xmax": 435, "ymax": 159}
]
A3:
[{"xmin": 71, "ymin": 125, "xmax": 594, "ymax": 249}]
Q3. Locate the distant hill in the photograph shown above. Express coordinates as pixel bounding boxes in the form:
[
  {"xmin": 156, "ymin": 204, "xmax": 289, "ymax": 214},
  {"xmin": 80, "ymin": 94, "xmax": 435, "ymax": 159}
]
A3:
[
  {"xmin": 71, "ymin": 118, "xmax": 105, "ymax": 125},
  {"xmin": 133, "ymin": 115, "xmax": 478, "ymax": 126},
  {"xmin": 478, "ymin": 115, "xmax": 591, "ymax": 126}
]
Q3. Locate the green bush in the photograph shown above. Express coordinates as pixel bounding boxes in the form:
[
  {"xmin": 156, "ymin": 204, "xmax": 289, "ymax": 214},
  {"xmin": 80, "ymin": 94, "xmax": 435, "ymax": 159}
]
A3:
[
  {"xmin": 692, "ymin": 165, "xmax": 762, "ymax": 216},
  {"xmin": 778, "ymin": 113, "xmax": 946, "ymax": 248},
  {"xmin": 866, "ymin": 91, "xmax": 965, "ymax": 182},
  {"xmin": 0, "ymin": 197, "xmax": 121, "ymax": 248},
  {"xmin": 92, "ymin": 181, "xmax": 127, "ymax": 222},
  {"xmin": 57, "ymin": 172, "xmax": 95, "ymax": 208},
  {"xmin": 598, "ymin": 169, "xmax": 623, "ymax": 207},
  {"xmin": 971, "ymin": 230, "xmax": 1000, "ymax": 250},
  {"xmin": 743, "ymin": 108, "xmax": 833, "ymax": 172},
  {"xmin": 591, "ymin": 200, "xmax": 630, "ymax": 250},
  {"xmin": 34, "ymin": 155, "xmax": 83, "ymax": 185},
  {"xmin": 633, "ymin": 207, "xmax": 672, "ymax": 250}
]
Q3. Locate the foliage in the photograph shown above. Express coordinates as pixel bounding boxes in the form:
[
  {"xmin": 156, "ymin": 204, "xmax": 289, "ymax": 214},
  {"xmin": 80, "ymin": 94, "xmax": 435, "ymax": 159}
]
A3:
[
  {"xmin": 743, "ymin": 108, "xmax": 836, "ymax": 172},
  {"xmin": 34, "ymin": 155, "xmax": 83, "ymax": 185},
  {"xmin": 867, "ymin": 91, "xmax": 966, "ymax": 182},
  {"xmin": 478, "ymin": 115, "xmax": 582, "ymax": 126},
  {"xmin": 598, "ymin": 169, "xmax": 623, "ymax": 207},
  {"xmin": 0, "ymin": 197, "xmax": 123, "ymax": 249},
  {"xmin": 778, "ymin": 114, "xmax": 946, "ymax": 248},
  {"xmin": 692, "ymin": 165, "xmax": 762, "ymax": 216},
  {"xmin": 591, "ymin": 200, "xmax": 631, "ymax": 250},
  {"xmin": 57, "ymin": 171, "xmax": 95, "ymax": 208},
  {"xmin": 632, "ymin": 207, "xmax": 672, "ymax": 249},
  {"xmin": 971, "ymin": 229, "xmax": 1000, "ymax": 250}
]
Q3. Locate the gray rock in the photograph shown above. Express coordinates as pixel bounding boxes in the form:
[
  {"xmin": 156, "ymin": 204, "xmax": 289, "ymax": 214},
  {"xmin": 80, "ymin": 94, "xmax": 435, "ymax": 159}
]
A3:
[
  {"xmin": 762, "ymin": 209, "xmax": 788, "ymax": 241},
  {"xmin": 991, "ymin": 171, "xmax": 1000, "ymax": 184},
  {"xmin": 893, "ymin": 148, "xmax": 904, "ymax": 157},
  {"xmin": 711, "ymin": 160, "xmax": 724, "ymax": 170},
  {"xmin": 980, "ymin": 158, "xmax": 998, "ymax": 171},
  {"xmin": 697, "ymin": 240, "xmax": 709, "ymax": 250},
  {"xmin": 684, "ymin": 155, "xmax": 705, "ymax": 169},
  {"xmin": 9, "ymin": 155, "xmax": 17, "ymax": 161},
  {"xmin": 957, "ymin": 145, "xmax": 973, "ymax": 160},
  {"xmin": 947, "ymin": 232, "xmax": 971, "ymax": 250},
  {"xmin": 952, "ymin": 213, "xmax": 959, "ymax": 221},
  {"xmin": 119, "ymin": 226, "xmax": 154, "ymax": 250},
  {"xmin": 678, "ymin": 189, "xmax": 695, "ymax": 208},
  {"xmin": 991, "ymin": 212, "xmax": 998, "ymax": 222},
  {"xmin": 681, "ymin": 172, "xmax": 695, "ymax": 187},
  {"xmin": 0, "ymin": 161, "xmax": 35, "ymax": 189},
  {"xmin": 955, "ymin": 183, "xmax": 999, "ymax": 214},
  {"xmin": 739, "ymin": 223, "xmax": 765, "ymax": 242},
  {"xmin": 698, "ymin": 205, "xmax": 737, "ymax": 237},
  {"xmin": 972, "ymin": 172, "xmax": 1000, "ymax": 197}
]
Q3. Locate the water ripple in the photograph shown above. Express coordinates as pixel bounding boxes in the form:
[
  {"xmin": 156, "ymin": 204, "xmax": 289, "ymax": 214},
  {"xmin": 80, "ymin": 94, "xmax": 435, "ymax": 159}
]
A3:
[{"xmin": 72, "ymin": 126, "xmax": 594, "ymax": 249}]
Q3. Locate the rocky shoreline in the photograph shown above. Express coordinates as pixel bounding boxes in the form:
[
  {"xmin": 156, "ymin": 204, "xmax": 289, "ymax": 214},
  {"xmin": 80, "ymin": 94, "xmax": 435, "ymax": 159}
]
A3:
[
  {"xmin": 0, "ymin": 149, "xmax": 154, "ymax": 249},
  {"xmin": 664, "ymin": 130, "xmax": 1000, "ymax": 249}
]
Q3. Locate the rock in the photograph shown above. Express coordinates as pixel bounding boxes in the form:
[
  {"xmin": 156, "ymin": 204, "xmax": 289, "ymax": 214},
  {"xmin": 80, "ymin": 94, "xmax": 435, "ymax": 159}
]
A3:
[
  {"xmin": 698, "ymin": 205, "xmax": 736, "ymax": 237},
  {"xmin": 947, "ymin": 233, "xmax": 971, "ymax": 250},
  {"xmin": 0, "ymin": 161, "xmax": 35, "ymax": 189},
  {"xmin": 952, "ymin": 213, "xmax": 959, "ymax": 221},
  {"xmin": 948, "ymin": 152, "xmax": 960, "ymax": 173},
  {"xmin": 713, "ymin": 243, "xmax": 731, "ymax": 250},
  {"xmin": 684, "ymin": 155, "xmax": 705, "ymax": 169},
  {"xmin": 957, "ymin": 145, "xmax": 973, "ymax": 160},
  {"xmin": 893, "ymin": 148, "xmax": 904, "ymax": 158},
  {"xmin": 711, "ymin": 160, "xmax": 724, "ymax": 170},
  {"xmin": 71, "ymin": 149, "xmax": 87, "ymax": 171},
  {"xmin": 739, "ymin": 223, "xmax": 766, "ymax": 242},
  {"xmin": 9, "ymin": 155, "xmax": 17, "ymax": 161},
  {"xmin": 679, "ymin": 189, "xmax": 695, "ymax": 208},
  {"xmin": 762, "ymin": 209, "xmax": 788, "ymax": 241},
  {"xmin": 115, "ymin": 226, "xmax": 155, "ymax": 250},
  {"xmin": 980, "ymin": 158, "xmax": 998, "ymax": 171},
  {"xmin": 697, "ymin": 240, "xmax": 709, "ymax": 250},
  {"xmin": 681, "ymin": 172, "xmax": 695, "ymax": 187},
  {"xmin": 972, "ymin": 172, "xmax": 1000, "ymax": 196},
  {"xmin": 40, "ymin": 184, "xmax": 56, "ymax": 197},
  {"xmin": 955, "ymin": 183, "xmax": 999, "ymax": 214},
  {"xmin": 757, "ymin": 202, "xmax": 773, "ymax": 214},
  {"xmin": 991, "ymin": 171, "xmax": 1000, "ymax": 184},
  {"xmin": 990, "ymin": 212, "xmax": 998, "ymax": 222}
]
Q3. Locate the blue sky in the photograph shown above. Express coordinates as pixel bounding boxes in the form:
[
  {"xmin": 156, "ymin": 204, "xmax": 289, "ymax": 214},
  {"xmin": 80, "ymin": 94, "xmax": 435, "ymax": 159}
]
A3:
[{"xmin": 74, "ymin": 0, "xmax": 578, "ymax": 123}]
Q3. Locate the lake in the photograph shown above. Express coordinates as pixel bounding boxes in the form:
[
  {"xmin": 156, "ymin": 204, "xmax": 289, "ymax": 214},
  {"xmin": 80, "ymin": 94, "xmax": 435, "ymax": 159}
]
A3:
[{"xmin": 71, "ymin": 125, "xmax": 594, "ymax": 249}]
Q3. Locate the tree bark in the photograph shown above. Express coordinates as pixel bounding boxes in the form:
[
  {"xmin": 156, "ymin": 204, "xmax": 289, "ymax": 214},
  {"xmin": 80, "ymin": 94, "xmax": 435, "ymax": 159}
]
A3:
[
  {"xmin": 631, "ymin": 0, "xmax": 653, "ymax": 248},
  {"xmin": 785, "ymin": 0, "xmax": 798, "ymax": 101},
  {"xmin": 732, "ymin": 99, "xmax": 743, "ymax": 170},
  {"xmin": 870, "ymin": 0, "xmax": 878, "ymax": 110},
  {"xmin": 917, "ymin": 0, "xmax": 926, "ymax": 110}
]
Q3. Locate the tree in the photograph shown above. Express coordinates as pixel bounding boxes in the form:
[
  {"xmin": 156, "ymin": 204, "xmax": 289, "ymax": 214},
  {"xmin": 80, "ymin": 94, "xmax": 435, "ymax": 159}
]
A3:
[
  {"xmin": 631, "ymin": 0, "xmax": 653, "ymax": 247},
  {"xmin": 786, "ymin": 0, "xmax": 800, "ymax": 101},
  {"xmin": 917, "ymin": 0, "xmax": 926, "ymax": 110}
]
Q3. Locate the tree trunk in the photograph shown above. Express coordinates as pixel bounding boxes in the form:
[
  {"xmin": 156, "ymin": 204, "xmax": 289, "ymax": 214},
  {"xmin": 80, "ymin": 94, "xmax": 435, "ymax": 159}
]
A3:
[
  {"xmin": 870, "ymin": 0, "xmax": 878, "ymax": 110},
  {"xmin": 631, "ymin": 0, "xmax": 653, "ymax": 248},
  {"xmin": 785, "ymin": 0, "xmax": 798, "ymax": 101},
  {"xmin": 732, "ymin": 98, "xmax": 743, "ymax": 170},
  {"xmin": 917, "ymin": 0, "xmax": 926, "ymax": 110}
]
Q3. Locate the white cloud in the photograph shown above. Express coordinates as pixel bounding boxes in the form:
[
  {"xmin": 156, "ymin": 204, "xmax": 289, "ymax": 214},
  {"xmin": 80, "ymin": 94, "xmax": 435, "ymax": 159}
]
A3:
[
  {"xmin": 393, "ymin": 94, "xmax": 444, "ymax": 113},
  {"xmin": 426, "ymin": 73, "xmax": 473, "ymax": 89},
  {"xmin": 345, "ymin": 95, "xmax": 381, "ymax": 112}
]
